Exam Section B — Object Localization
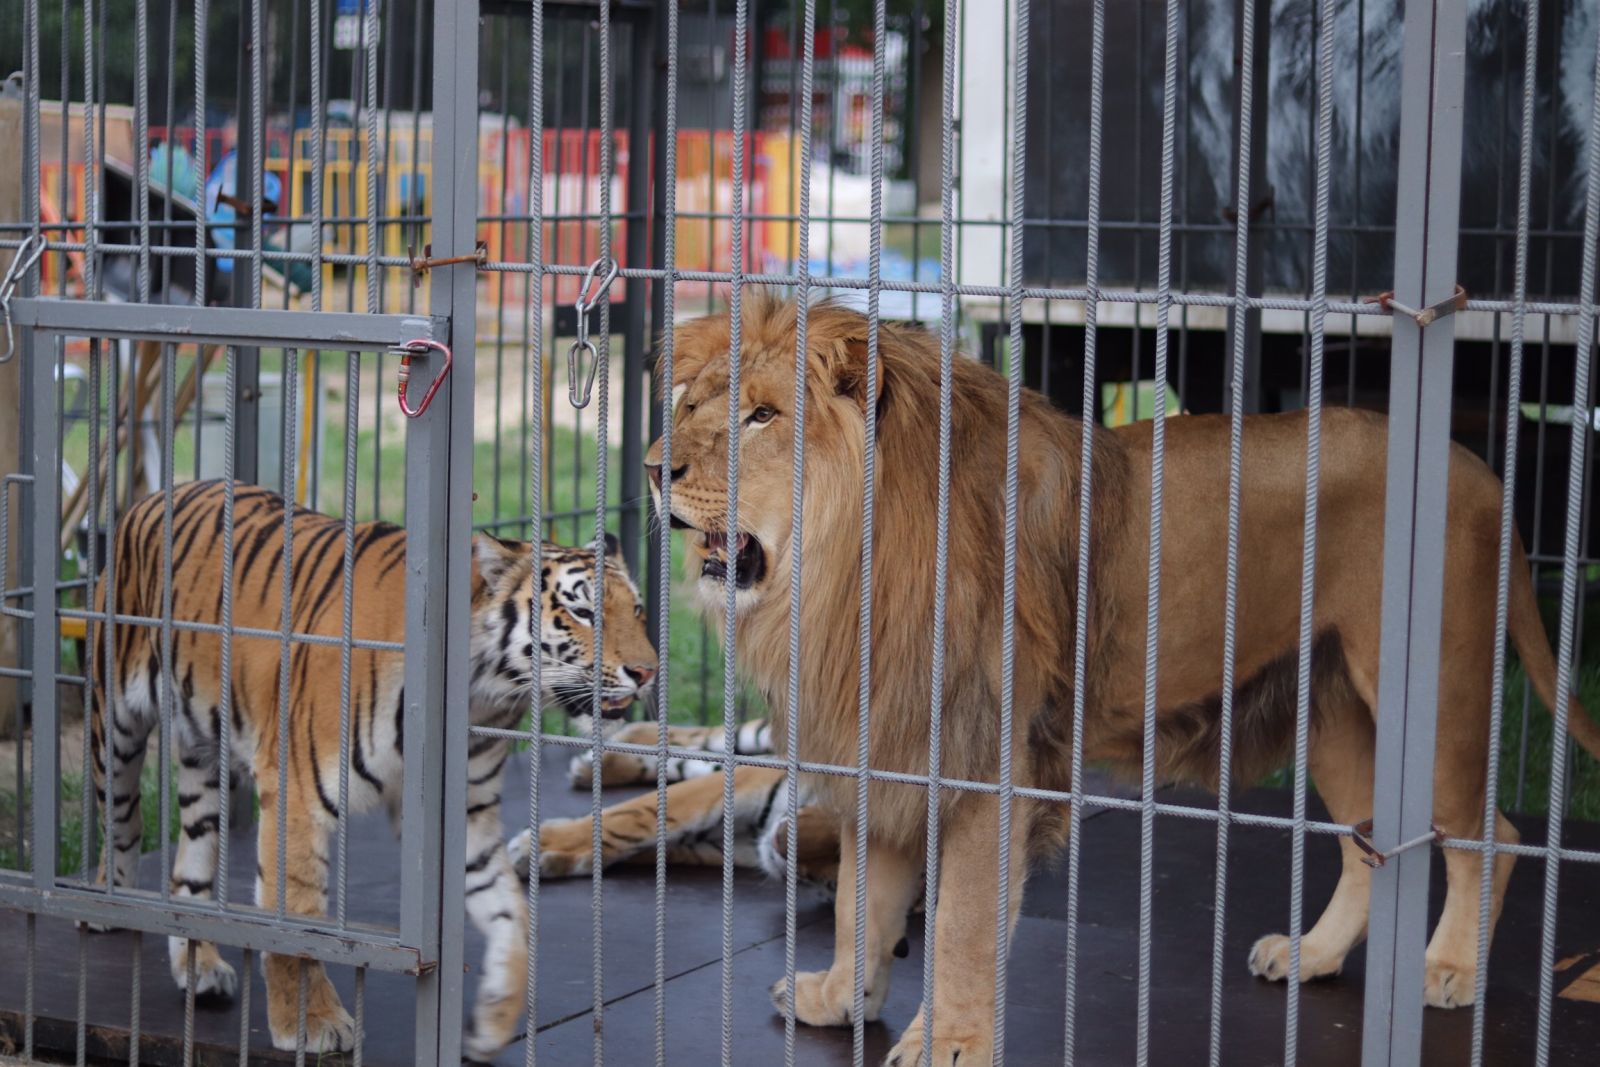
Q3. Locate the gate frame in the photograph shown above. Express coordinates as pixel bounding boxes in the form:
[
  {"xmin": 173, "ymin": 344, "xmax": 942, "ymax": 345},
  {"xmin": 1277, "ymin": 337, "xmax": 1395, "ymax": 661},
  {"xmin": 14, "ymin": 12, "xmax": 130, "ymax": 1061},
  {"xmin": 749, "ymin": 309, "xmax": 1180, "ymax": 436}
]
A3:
[{"xmin": 2, "ymin": 1, "xmax": 483, "ymax": 1062}]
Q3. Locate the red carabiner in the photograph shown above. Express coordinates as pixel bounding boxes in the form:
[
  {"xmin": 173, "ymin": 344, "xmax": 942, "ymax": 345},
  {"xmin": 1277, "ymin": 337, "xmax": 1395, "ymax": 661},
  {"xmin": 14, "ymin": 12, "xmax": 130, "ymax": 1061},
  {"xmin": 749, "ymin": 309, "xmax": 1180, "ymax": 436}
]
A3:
[{"xmin": 393, "ymin": 338, "xmax": 453, "ymax": 418}]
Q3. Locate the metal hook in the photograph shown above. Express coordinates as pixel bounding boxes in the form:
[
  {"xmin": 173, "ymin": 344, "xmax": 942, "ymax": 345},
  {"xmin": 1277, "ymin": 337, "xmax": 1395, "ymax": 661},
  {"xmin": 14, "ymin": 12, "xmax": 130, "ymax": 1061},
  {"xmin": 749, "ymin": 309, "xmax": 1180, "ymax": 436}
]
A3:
[
  {"xmin": 568, "ymin": 337, "xmax": 600, "ymax": 409},
  {"xmin": 573, "ymin": 257, "xmax": 620, "ymax": 323},
  {"xmin": 566, "ymin": 257, "xmax": 618, "ymax": 410},
  {"xmin": 0, "ymin": 234, "xmax": 49, "ymax": 365},
  {"xmin": 390, "ymin": 338, "xmax": 454, "ymax": 418}
]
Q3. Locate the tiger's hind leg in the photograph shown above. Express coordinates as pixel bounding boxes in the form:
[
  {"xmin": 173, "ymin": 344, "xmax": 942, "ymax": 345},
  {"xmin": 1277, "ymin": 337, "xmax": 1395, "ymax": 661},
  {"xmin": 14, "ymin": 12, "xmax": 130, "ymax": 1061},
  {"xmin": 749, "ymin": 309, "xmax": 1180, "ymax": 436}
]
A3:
[
  {"xmin": 82, "ymin": 675, "xmax": 154, "ymax": 934},
  {"xmin": 165, "ymin": 740, "xmax": 237, "ymax": 1000},
  {"xmin": 257, "ymin": 767, "xmax": 354, "ymax": 1054},
  {"xmin": 89, "ymin": 680, "xmax": 154, "ymax": 895}
]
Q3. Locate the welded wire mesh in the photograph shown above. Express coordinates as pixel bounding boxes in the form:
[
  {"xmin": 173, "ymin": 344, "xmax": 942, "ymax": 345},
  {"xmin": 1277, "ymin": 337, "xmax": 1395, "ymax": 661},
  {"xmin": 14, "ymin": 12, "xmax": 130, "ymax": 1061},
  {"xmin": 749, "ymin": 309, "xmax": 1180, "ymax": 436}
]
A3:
[
  {"xmin": 0, "ymin": 1, "xmax": 472, "ymax": 1064},
  {"xmin": 4, "ymin": 1, "xmax": 1600, "ymax": 1066}
]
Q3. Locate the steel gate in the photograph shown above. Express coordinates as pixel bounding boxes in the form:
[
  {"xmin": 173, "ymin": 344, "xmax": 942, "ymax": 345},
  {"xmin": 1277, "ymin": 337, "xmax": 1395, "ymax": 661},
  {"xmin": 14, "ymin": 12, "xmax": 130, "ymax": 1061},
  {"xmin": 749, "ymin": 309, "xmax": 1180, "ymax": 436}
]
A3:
[
  {"xmin": 2, "ymin": 0, "xmax": 1599, "ymax": 1065},
  {"xmin": 0, "ymin": 0, "xmax": 484, "ymax": 1062}
]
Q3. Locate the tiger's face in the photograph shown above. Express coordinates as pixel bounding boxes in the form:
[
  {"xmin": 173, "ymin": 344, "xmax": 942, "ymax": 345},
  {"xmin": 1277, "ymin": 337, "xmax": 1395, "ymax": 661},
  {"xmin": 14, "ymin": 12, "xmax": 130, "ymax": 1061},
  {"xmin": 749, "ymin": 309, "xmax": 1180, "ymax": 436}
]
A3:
[{"xmin": 470, "ymin": 533, "xmax": 657, "ymax": 720}]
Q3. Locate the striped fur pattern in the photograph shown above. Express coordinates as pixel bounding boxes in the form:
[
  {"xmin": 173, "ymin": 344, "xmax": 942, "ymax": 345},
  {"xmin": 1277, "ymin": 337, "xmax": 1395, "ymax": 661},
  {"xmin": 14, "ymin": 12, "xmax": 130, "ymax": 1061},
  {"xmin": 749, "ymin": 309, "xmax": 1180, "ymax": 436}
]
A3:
[
  {"xmin": 508, "ymin": 719, "xmax": 845, "ymax": 899},
  {"xmin": 87, "ymin": 480, "xmax": 655, "ymax": 1059},
  {"xmin": 565, "ymin": 717, "xmax": 773, "ymax": 789}
]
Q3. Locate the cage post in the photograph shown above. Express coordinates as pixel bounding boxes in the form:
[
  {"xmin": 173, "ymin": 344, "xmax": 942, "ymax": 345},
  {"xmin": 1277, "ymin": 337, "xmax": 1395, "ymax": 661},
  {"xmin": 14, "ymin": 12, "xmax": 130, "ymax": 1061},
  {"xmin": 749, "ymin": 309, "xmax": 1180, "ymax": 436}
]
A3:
[
  {"xmin": 1360, "ymin": 2, "xmax": 1467, "ymax": 1064},
  {"xmin": 229, "ymin": 13, "xmax": 262, "ymax": 484},
  {"xmin": 395, "ymin": 0, "xmax": 482, "ymax": 1061},
  {"xmin": 0, "ymin": 80, "xmax": 28, "ymax": 785},
  {"xmin": 26, "ymin": 328, "xmax": 57, "ymax": 890},
  {"xmin": 19, "ymin": 0, "xmax": 50, "ymax": 889},
  {"xmin": 645, "ymin": 0, "xmax": 684, "ymax": 663},
  {"xmin": 645, "ymin": 5, "xmax": 670, "ymax": 660},
  {"xmin": 621, "ymin": 11, "xmax": 656, "ymax": 575},
  {"xmin": 1221, "ymin": 0, "xmax": 1268, "ymax": 416}
]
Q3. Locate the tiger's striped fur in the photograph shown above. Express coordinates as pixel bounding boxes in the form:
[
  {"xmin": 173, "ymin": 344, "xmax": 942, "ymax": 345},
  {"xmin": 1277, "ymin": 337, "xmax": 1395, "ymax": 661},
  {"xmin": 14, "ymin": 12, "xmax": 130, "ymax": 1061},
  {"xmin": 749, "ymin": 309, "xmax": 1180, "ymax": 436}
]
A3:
[
  {"xmin": 508, "ymin": 719, "xmax": 845, "ymax": 898},
  {"xmin": 87, "ymin": 479, "xmax": 655, "ymax": 1059}
]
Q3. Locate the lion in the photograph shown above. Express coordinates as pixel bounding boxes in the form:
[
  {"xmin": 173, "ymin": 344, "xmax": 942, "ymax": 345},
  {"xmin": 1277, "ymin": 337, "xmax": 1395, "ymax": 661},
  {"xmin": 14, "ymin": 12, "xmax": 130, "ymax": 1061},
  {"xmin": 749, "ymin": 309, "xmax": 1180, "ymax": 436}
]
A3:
[{"xmin": 643, "ymin": 294, "xmax": 1600, "ymax": 1066}]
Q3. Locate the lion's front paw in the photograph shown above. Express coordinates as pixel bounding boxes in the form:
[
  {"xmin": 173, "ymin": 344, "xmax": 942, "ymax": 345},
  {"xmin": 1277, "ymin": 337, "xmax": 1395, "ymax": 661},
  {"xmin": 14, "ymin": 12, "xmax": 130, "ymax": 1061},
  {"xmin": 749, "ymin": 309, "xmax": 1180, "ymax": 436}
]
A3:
[
  {"xmin": 1247, "ymin": 933, "xmax": 1345, "ymax": 984},
  {"xmin": 882, "ymin": 1016, "xmax": 991, "ymax": 1067},
  {"xmin": 769, "ymin": 970, "xmax": 874, "ymax": 1027},
  {"xmin": 1424, "ymin": 957, "xmax": 1477, "ymax": 1009}
]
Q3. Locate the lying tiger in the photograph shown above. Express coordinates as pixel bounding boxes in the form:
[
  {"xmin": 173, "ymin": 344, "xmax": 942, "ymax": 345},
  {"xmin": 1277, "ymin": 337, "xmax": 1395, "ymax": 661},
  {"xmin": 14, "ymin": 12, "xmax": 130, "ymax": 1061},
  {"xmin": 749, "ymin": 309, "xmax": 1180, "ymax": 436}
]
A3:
[
  {"xmin": 87, "ymin": 479, "xmax": 656, "ymax": 1059},
  {"xmin": 509, "ymin": 718, "xmax": 852, "ymax": 901}
]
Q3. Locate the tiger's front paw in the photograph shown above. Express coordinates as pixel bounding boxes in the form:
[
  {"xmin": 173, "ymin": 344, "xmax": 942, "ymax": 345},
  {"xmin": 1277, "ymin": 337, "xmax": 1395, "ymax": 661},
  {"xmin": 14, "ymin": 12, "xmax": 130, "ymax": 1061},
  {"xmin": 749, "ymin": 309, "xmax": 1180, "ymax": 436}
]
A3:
[
  {"xmin": 267, "ymin": 981, "xmax": 355, "ymax": 1054},
  {"xmin": 169, "ymin": 937, "xmax": 238, "ymax": 1000},
  {"xmin": 507, "ymin": 821, "xmax": 594, "ymax": 880},
  {"xmin": 507, "ymin": 828, "xmax": 533, "ymax": 880},
  {"xmin": 567, "ymin": 752, "xmax": 596, "ymax": 788}
]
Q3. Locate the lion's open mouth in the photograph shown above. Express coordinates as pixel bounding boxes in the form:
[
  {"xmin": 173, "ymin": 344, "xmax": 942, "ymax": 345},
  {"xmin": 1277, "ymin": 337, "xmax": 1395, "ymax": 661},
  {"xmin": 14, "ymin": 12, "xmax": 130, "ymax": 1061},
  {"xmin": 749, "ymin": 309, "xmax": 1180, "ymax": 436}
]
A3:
[{"xmin": 681, "ymin": 522, "xmax": 767, "ymax": 590}]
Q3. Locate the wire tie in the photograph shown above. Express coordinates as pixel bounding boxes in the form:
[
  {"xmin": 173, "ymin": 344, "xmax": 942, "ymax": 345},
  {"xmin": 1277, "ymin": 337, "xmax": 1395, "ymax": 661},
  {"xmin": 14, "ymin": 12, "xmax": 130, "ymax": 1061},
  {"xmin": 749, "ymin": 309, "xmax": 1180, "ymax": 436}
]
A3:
[
  {"xmin": 1348, "ymin": 818, "xmax": 1445, "ymax": 869},
  {"xmin": 408, "ymin": 240, "xmax": 488, "ymax": 288},
  {"xmin": 1365, "ymin": 283, "xmax": 1468, "ymax": 329}
]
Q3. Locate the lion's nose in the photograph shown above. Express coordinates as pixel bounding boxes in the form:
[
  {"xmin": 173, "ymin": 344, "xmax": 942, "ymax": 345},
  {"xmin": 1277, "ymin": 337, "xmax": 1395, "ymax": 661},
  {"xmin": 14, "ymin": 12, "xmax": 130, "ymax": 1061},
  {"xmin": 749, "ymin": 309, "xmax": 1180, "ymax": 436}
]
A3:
[{"xmin": 646, "ymin": 462, "xmax": 687, "ymax": 489}]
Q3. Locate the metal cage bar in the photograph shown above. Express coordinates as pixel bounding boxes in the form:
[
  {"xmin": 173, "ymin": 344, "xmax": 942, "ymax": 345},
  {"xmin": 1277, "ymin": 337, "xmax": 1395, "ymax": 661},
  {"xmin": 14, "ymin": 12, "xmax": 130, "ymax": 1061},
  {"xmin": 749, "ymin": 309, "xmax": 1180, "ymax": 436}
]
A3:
[
  {"xmin": 1361, "ymin": 3, "xmax": 1469, "ymax": 1064},
  {"xmin": 6, "ymin": 1, "xmax": 1600, "ymax": 1064}
]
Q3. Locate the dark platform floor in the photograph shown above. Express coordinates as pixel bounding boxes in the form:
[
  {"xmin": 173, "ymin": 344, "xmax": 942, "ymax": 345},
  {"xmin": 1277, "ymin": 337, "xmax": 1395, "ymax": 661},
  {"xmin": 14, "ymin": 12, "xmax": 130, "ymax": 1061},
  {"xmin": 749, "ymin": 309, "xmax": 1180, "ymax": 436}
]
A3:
[{"xmin": 4, "ymin": 748, "xmax": 1600, "ymax": 1065}]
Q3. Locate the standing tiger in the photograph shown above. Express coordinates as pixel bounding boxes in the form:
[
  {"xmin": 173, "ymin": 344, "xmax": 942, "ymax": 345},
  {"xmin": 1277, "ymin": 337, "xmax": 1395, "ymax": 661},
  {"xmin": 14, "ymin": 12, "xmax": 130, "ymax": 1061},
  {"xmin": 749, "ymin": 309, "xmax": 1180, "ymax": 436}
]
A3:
[{"xmin": 87, "ymin": 479, "xmax": 656, "ymax": 1059}]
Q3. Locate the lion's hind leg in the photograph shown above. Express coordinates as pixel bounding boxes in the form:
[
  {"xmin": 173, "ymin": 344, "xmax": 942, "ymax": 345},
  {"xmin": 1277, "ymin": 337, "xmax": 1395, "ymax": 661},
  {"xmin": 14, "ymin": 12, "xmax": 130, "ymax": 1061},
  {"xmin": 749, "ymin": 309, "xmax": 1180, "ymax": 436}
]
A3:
[
  {"xmin": 1249, "ymin": 676, "xmax": 1376, "ymax": 986},
  {"xmin": 1421, "ymin": 659, "xmax": 1516, "ymax": 1009},
  {"xmin": 1421, "ymin": 809, "xmax": 1516, "ymax": 1009}
]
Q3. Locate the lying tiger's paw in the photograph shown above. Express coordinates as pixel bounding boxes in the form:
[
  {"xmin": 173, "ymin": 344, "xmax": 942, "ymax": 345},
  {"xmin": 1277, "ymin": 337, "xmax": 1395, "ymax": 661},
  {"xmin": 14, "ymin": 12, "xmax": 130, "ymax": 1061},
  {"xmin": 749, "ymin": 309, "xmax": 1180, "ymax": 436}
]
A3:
[
  {"xmin": 567, "ymin": 753, "xmax": 595, "ymax": 789},
  {"xmin": 507, "ymin": 828, "xmax": 533, "ymax": 881},
  {"xmin": 506, "ymin": 821, "xmax": 593, "ymax": 880}
]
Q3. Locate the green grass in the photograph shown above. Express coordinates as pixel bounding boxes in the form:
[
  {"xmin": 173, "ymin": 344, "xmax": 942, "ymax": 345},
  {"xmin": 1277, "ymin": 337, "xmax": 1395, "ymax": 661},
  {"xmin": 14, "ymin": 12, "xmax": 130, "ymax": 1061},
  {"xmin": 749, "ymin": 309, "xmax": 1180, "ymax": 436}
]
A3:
[
  {"xmin": 1497, "ymin": 663, "xmax": 1600, "ymax": 820},
  {"xmin": 0, "ymin": 762, "xmax": 181, "ymax": 877}
]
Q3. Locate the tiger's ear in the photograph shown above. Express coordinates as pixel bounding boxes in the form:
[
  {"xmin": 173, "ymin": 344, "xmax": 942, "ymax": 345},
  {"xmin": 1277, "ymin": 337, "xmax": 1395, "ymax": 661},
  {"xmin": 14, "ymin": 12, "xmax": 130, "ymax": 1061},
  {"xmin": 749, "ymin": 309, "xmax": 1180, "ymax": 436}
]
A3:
[
  {"xmin": 472, "ymin": 534, "xmax": 524, "ymax": 592},
  {"xmin": 602, "ymin": 530, "xmax": 625, "ymax": 565}
]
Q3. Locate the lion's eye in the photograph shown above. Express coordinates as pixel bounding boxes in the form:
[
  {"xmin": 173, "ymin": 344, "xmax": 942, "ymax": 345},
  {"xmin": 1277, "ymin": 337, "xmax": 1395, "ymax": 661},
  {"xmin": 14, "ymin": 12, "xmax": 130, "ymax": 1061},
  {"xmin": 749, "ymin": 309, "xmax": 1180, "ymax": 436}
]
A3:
[{"xmin": 748, "ymin": 405, "xmax": 777, "ymax": 425}]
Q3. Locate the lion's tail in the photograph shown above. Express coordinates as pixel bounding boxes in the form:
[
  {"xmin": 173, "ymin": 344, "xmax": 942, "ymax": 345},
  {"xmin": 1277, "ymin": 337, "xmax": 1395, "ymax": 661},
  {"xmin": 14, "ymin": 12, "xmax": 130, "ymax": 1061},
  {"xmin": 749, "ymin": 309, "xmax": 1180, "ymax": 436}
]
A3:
[{"xmin": 1508, "ymin": 533, "xmax": 1600, "ymax": 763}]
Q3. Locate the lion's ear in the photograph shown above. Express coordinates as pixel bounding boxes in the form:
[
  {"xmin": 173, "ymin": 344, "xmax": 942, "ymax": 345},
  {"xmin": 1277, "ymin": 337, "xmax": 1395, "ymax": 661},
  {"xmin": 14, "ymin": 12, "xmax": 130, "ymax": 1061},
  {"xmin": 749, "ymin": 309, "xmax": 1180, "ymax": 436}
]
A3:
[{"xmin": 829, "ymin": 337, "xmax": 886, "ymax": 408}]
